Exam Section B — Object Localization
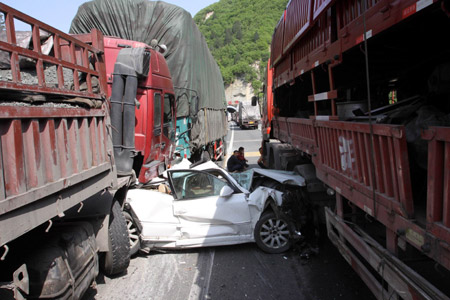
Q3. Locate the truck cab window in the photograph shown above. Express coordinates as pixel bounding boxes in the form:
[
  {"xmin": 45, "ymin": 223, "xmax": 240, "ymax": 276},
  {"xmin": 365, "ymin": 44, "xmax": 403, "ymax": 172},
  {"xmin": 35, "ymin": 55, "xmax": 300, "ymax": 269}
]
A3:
[
  {"xmin": 163, "ymin": 94, "xmax": 175, "ymax": 141},
  {"xmin": 154, "ymin": 93, "xmax": 161, "ymax": 134}
]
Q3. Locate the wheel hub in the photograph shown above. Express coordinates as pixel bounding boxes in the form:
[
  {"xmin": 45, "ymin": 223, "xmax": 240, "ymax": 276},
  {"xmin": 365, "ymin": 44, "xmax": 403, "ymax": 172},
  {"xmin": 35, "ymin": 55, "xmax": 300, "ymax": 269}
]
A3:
[{"xmin": 261, "ymin": 218, "xmax": 289, "ymax": 249}]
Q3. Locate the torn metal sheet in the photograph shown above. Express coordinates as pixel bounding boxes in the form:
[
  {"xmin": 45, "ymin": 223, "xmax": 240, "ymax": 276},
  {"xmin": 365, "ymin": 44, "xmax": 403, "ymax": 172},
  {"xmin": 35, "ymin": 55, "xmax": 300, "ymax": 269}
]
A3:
[
  {"xmin": 161, "ymin": 158, "xmax": 192, "ymax": 178},
  {"xmin": 252, "ymin": 169, "xmax": 306, "ymax": 186}
]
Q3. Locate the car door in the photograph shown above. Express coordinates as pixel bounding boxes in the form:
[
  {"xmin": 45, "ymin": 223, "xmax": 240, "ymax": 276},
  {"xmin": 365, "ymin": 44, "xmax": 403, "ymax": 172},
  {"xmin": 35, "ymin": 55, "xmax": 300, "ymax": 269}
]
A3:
[
  {"xmin": 167, "ymin": 170, "xmax": 252, "ymax": 247},
  {"xmin": 126, "ymin": 189, "xmax": 181, "ymax": 242}
]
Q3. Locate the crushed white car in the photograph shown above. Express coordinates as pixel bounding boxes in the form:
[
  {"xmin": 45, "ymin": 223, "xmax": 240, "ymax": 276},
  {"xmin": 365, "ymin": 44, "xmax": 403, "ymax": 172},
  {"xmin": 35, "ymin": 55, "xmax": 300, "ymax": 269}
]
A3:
[{"xmin": 124, "ymin": 161, "xmax": 308, "ymax": 254}]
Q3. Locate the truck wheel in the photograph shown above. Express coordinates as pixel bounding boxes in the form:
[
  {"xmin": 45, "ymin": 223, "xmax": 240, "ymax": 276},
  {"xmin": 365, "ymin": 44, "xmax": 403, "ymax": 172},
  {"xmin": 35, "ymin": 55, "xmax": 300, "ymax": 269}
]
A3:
[
  {"xmin": 208, "ymin": 146, "xmax": 215, "ymax": 161},
  {"xmin": 124, "ymin": 211, "xmax": 140, "ymax": 257},
  {"xmin": 201, "ymin": 150, "xmax": 211, "ymax": 162},
  {"xmin": 254, "ymin": 211, "xmax": 291, "ymax": 254},
  {"xmin": 223, "ymin": 139, "xmax": 227, "ymax": 156},
  {"xmin": 268, "ymin": 148, "xmax": 275, "ymax": 169},
  {"xmin": 101, "ymin": 201, "xmax": 130, "ymax": 276}
]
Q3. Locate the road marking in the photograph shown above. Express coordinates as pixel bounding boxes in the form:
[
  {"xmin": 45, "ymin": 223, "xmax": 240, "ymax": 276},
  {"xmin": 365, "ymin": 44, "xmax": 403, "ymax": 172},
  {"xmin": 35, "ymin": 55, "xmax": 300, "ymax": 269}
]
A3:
[
  {"xmin": 202, "ymin": 249, "xmax": 215, "ymax": 299},
  {"xmin": 244, "ymin": 151, "xmax": 260, "ymax": 158},
  {"xmin": 188, "ymin": 249, "xmax": 215, "ymax": 300},
  {"xmin": 234, "ymin": 139, "xmax": 262, "ymax": 142},
  {"xmin": 222, "ymin": 125, "xmax": 235, "ymax": 168}
]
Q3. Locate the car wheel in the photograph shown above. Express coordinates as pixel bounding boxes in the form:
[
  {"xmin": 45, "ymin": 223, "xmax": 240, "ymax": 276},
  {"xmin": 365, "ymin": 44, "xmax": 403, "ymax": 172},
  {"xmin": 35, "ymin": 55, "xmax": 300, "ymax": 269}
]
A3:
[
  {"xmin": 124, "ymin": 211, "xmax": 140, "ymax": 256},
  {"xmin": 101, "ymin": 201, "xmax": 130, "ymax": 276},
  {"xmin": 254, "ymin": 211, "xmax": 291, "ymax": 254}
]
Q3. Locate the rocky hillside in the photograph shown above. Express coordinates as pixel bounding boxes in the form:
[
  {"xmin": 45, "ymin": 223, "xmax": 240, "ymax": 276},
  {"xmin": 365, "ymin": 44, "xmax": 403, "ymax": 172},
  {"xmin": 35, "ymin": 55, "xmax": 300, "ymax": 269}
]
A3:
[{"xmin": 194, "ymin": 0, "xmax": 287, "ymax": 102}]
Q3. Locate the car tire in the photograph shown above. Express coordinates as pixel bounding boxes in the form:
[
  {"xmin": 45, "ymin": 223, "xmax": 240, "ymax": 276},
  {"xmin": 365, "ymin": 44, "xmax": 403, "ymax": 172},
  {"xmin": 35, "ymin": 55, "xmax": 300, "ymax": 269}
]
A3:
[
  {"xmin": 124, "ymin": 211, "xmax": 140, "ymax": 257},
  {"xmin": 254, "ymin": 211, "xmax": 291, "ymax": 254},
  {"xmin": 101, "ymin": 201, "xmax": 130, "ymax": 276}
]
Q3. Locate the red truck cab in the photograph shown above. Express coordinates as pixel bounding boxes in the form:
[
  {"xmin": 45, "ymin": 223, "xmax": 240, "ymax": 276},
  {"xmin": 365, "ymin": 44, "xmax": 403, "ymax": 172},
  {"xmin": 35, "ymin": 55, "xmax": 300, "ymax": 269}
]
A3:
[
  {"xmin": 262, "ymin": 59, "xmax": 274, "ymax": 142},
  {"xmin": 103, "ymin": 37, "xmax": 176, "ymax": 184}
]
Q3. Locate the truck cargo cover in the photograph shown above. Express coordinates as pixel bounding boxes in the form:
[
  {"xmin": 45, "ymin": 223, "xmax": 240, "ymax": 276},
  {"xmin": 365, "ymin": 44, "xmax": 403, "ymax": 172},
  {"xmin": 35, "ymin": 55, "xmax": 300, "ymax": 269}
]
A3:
[{"xmin": 70, "ymin": 0, "xmax": 226, "ymax": 118}]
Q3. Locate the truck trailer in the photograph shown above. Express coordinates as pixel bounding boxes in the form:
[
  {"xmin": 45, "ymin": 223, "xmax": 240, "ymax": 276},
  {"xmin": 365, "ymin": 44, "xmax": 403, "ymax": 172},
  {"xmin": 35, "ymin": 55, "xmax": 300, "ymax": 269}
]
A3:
[
  {"xmin": 70, "ymin": 0, "xmax": 228, "ymax": 163},
  {"xmin": 263, "ymin": 0, "xmax": 450, "ymax": 298},
  {"xmin": 237, "ymin": 101, "xmax": 261, "ymax": 129},
  {"xmin": 0, "ymin": 3, "xmax": 176, "ymax": 299}
]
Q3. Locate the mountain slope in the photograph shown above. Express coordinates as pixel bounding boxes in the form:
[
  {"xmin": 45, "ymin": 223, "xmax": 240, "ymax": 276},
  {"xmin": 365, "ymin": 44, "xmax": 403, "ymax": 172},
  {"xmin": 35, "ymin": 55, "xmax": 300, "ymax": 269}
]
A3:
[{"xmin": 194, "ymin": 0, "xmax": 287, "ymax": 92}]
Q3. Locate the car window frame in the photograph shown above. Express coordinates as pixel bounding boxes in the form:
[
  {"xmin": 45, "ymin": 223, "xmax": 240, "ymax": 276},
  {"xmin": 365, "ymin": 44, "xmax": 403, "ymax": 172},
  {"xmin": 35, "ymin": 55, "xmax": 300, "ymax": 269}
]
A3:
[{"xmin": 167, "ymin": 169, "xmax": 239, "ymax": 201}]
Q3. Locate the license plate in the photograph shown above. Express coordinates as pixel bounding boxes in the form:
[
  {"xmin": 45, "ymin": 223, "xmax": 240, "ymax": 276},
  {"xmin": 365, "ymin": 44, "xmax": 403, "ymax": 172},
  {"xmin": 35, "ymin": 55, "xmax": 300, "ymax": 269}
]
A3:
[{"xmin": 249, "ymin": 121, "xmax": 254, "ymax": 124}]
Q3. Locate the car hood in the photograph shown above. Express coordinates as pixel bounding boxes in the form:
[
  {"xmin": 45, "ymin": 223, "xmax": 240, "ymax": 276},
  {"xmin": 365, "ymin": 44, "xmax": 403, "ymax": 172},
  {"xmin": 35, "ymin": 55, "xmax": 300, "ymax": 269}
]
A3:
[{"xmin": 252, "ymin": 168, "xmax": 306, "ymax": 186}]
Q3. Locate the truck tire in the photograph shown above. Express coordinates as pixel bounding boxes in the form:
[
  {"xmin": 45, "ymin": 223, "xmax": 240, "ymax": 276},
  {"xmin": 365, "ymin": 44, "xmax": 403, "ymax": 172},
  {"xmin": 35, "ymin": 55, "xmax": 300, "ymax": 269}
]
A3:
[
  {"xmin": 101, "ymin": 201, "xmax": 130, "ymax": 276},
  {"xmin": 254, "ymin": 211, "xmax": 291, "ymax": 254},
  {"xmin": 208, "ymin": 145, "xmax": 215, "ymax": 161},
  {"xmin": 269, "ymin": 144, "xmax": 295, "ymax": 170},
  {"xmin": 201, "ymin": 150, "xmax": 211, "ymax": 162},
  {"xmin": 124, "ymin": 211, "xmax": 140, "ymax": 257}
]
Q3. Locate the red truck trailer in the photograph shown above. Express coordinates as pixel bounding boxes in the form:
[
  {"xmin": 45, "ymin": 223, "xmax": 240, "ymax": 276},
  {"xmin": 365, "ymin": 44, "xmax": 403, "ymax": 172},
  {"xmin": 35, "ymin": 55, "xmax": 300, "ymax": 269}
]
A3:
[
  {"xmin": 263, "ymin": 0, "xmax": 450, "ymax": 298},
  {"xmin": 0, "ymin": 3, "xmax": 175, "ymax": 299}
]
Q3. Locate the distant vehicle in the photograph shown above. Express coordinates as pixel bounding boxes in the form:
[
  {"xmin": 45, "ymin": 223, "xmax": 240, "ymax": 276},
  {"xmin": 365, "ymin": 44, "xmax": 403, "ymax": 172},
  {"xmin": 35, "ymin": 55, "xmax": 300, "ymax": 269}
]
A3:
[
  {"xmin": 125, "ymin": 161, "xmax": 307, "ymax": 254},
  {"xmin": 237, "ymin": 101, "xmax": 261, "ymax": 129}
]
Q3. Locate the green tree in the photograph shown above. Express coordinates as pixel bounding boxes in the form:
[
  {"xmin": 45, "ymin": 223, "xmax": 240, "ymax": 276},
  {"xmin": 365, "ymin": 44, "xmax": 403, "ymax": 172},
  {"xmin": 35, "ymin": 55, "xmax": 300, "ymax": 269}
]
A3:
[
  {"xmin": 232, "ymin": 21, "xmax": 240, "ymax": 33},
  {"xmin": 234, "ymin": 53, "xmax": 241, "ymax": 64},
  {"xmin": 253, "ymin": 31, "xmax": 259, "ymax": 42},
  {"xmin": 224, "ymin": 28, "xmax": 232, "ymax": 45},
  {"xmin": 194, "ymin": 0, "xmax": 288, "ymax": 88}
]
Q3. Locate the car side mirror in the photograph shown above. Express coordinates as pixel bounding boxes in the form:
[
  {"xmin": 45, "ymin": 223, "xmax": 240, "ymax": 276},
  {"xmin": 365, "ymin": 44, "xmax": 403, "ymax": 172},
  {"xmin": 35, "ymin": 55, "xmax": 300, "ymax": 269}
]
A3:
[
  {"xmin": 251, "ymin": 96, "xmax": 258, "ymax": 106},
  {"xmin": 219, "ymin": 185, "xmax": 234, "ymax": 197}
]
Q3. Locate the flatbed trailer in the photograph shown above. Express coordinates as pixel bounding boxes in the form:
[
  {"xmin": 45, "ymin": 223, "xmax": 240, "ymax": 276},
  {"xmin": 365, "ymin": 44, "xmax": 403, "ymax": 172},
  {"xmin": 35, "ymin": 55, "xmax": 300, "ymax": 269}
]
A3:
[{"xmin": 264, "ymin": 0, "xmax": 450, "ymax": 298}]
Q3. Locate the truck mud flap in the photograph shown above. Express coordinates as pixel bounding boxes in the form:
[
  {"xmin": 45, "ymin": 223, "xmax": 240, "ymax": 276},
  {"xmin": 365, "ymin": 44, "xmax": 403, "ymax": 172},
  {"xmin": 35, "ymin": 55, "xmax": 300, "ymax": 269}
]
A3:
[{"xmin": 325, "ymin": 207, "xmax": 449, "ymax": 300}]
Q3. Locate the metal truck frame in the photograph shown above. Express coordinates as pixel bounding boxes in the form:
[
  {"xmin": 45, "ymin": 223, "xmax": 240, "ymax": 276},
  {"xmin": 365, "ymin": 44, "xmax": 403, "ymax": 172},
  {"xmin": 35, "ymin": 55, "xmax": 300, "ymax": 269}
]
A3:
[
  {"xmin": 0, "ymin": 3, "xmax": 176, "ymax": 299},
  {"xmin": 263, "ymin": 0, "xmax": 450, "ymax": 299}
]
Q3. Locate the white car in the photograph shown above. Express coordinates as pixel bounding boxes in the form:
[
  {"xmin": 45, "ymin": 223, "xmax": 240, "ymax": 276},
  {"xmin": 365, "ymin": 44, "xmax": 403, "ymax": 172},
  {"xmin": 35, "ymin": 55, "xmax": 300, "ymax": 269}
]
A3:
[{"xmin": 124, "ymin": 161, "xmax": 306, "ymax": 255}]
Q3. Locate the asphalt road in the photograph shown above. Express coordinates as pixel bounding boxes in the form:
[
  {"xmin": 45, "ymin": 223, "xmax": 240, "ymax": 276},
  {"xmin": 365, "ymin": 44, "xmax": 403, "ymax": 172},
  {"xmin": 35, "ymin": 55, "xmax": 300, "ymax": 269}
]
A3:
[
  {"xmin": 222, "ymin": 122, "xmax": 262, "ymax": 169},
  {"xmin": 82, "ymin": 122, "xmax": 375, "ymax": 300}
]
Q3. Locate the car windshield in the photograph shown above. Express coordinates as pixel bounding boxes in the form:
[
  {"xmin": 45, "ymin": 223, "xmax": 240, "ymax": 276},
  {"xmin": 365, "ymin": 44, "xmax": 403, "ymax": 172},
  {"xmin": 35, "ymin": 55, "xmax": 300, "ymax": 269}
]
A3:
[
  {"xmin": 171, "ymin": 170, "xmax": 229, "ymax": 200},
  {"xmin": 229, "ymin": 170, "xmax": 253, "ymax": 190}
]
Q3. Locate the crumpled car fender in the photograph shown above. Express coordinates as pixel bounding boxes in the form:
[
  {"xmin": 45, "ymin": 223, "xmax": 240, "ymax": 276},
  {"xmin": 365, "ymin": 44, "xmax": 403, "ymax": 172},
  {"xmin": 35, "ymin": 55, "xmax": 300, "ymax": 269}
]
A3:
[{"xmin": 247, "ymin": 186, "xmax": 284, "ymax": 228}]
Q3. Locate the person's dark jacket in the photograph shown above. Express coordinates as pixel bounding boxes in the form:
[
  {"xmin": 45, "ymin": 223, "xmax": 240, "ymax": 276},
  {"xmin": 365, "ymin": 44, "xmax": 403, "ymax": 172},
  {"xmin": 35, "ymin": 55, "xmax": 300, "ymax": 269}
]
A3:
[{"xmin": 227, "ymin": 155, "xmax": 244, "ymax": 172}]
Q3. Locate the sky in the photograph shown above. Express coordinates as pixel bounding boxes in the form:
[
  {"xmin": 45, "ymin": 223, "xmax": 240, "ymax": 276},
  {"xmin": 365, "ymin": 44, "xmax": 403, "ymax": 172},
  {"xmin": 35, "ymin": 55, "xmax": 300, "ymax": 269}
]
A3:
[{"xmin": 2, "ymin": 0, "xmax": 218, "ymax": 32}]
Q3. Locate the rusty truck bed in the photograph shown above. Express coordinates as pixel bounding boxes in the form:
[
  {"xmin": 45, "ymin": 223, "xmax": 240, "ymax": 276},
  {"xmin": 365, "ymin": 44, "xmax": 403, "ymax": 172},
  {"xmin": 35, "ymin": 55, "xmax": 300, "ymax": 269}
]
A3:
[
  {"xmin": 0, "ymin": 3, "xmax": 114, "ymax": 247},
  {"xmin": 273, "ymin": 116, "xmax": 450, "ymax": 273}
]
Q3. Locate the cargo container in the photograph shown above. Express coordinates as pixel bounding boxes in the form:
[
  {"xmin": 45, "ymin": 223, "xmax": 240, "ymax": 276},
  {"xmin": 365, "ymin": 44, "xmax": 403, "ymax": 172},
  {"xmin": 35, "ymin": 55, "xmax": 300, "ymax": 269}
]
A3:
[{"xmin": 263, "ymin": 0, "xmax": 450, "ymax": 298}]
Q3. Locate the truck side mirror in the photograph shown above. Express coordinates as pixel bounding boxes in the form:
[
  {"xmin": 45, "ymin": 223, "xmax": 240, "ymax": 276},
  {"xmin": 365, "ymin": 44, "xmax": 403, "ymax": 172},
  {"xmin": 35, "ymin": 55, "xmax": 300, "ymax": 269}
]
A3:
[{"xmin": 251, "ymin": 96, "xmax": 258, "ymax": 106}]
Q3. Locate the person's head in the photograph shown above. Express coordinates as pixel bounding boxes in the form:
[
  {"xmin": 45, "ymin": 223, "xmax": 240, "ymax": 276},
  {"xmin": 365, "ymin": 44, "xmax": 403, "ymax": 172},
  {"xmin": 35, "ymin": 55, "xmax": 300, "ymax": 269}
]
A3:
[
  {"xmin": 238, "ymin": 147, "xmax": 244, "ymax": 153},
  {"xmin": 233, "ymin": 150, "xmax": 240, "ymax": 156},
  {"xmin": 259, "ymin": 147, "xmax": 263, "ymax": 154}
]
